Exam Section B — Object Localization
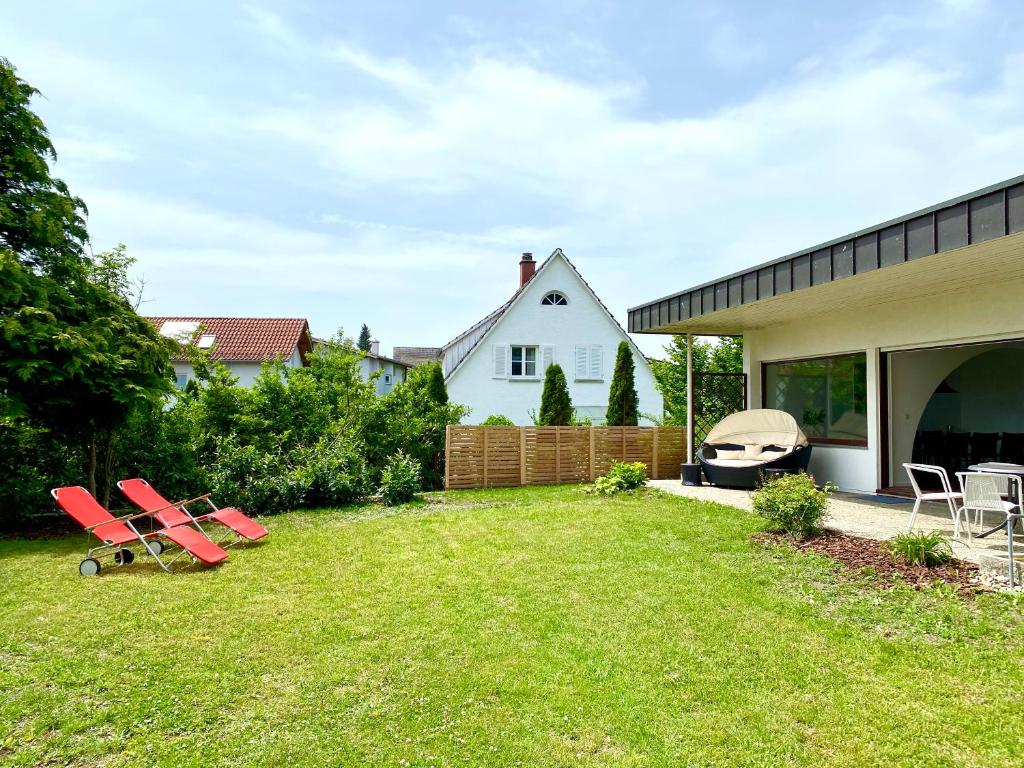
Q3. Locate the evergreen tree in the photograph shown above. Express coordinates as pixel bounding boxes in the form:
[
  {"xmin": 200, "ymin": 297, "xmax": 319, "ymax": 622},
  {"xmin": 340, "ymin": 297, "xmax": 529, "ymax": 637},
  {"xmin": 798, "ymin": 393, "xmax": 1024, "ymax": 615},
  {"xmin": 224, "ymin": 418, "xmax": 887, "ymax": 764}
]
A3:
[
  {"xmin": 425, "ymin": 362, "xmax": 448, "ymax": 405},
  {"xmin": 357, "ymin": 324, "xmax": 372, "ymax": 352},
  {"xmin": 538, "ymin": 364, "xmax": 573, "ymax": 426},
  {"xmin": 605, "ymin": 341, "xmax": 639, "ymax": 426}
]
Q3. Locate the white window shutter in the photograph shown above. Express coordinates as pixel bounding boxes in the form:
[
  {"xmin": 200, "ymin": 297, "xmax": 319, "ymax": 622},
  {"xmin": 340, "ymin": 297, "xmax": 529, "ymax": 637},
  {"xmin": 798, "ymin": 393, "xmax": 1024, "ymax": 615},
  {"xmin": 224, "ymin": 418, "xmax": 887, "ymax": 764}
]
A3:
[
  {"xmin": 589, "ymin": 345, "xmax": 603, "ymax": 380},
  {"xmin": 575, "ymin": 345, "xmax": 588, "ymax": 380},
  {"xmin": 492, "ymin": 344, "xmax": 507, "ymax": 378},
  {"xmin": 541, "ymin": 345, "xmax": 554, "ymax": 372}
]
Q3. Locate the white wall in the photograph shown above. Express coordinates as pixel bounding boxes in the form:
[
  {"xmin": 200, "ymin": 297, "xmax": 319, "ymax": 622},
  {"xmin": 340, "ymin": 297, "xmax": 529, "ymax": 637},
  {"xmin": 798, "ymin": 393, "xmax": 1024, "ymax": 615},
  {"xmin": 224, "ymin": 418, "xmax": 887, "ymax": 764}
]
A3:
[
  {"xmin": 173, "ymin": 349, "xmax": 304, "ymax": 389},
  {"xmin": 447, "ymin": 255, "xmax": 662, "ymax": 425},
  {"xmin": 744, "ymin": 272, "xmax": 1024, "ymax": 492},
  {"xmin": 357, "ymin": 356, "xmax": 408, "ymax": 396}
]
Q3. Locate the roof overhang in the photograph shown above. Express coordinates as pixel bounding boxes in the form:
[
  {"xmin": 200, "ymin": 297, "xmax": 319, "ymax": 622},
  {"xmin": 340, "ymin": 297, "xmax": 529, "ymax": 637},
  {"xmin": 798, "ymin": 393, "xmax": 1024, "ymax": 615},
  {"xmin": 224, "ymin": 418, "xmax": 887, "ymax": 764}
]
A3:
[
  {"xmin": 633, "ymin": 231, "xmax": 1024, "ymax": 335},
  {"xmin": 629, "ymin": 174, "xmax": 1024, "ymax": 335}
]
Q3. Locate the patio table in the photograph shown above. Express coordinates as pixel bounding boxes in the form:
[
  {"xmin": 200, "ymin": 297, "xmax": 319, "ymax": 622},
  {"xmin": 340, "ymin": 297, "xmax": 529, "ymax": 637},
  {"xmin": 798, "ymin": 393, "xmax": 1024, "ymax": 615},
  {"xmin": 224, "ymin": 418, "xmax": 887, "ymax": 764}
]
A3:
[{"xmin": 967, "ymin": 462, "xmax": 1024, "ymax": 538}]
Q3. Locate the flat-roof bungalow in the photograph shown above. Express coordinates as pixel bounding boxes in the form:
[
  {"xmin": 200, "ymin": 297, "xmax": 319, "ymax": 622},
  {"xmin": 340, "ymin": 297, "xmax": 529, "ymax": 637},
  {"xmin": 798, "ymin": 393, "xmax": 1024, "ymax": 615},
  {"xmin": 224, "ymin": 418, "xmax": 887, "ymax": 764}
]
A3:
[{"xmin": 628, "ymin": 174, "xmax": 1024, "ymax": 493}]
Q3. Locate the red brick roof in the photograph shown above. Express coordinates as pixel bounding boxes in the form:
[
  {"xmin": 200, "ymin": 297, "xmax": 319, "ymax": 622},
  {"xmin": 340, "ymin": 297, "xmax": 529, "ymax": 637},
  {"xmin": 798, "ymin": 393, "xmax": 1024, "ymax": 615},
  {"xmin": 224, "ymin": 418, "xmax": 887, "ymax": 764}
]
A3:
[{"xmin": 147, "ymin": 317, "xmax": 312, "ymax": 363}]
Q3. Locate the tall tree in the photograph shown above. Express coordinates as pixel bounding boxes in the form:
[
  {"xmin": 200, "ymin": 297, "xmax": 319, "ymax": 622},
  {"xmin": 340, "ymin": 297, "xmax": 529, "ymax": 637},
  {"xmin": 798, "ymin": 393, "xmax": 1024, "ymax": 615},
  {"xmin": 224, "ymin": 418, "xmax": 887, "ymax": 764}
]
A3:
[
  {"xmin": 649, "ymin": 336, "xmax": 743, "ymax": 425},
  {"xmin": 538, "ymin": 364, "xmax": 573, "ymax": 426},
  {"xmin": 357, "ymin": 324, "xmax": 372, "ymax": 352},
  {"xmin": 606, "ymin": 341, "xmax": 639, "ymax": 426},
  {"xmin": 0, "ymin": 59, "xmax": 174, "ymax": 500}
]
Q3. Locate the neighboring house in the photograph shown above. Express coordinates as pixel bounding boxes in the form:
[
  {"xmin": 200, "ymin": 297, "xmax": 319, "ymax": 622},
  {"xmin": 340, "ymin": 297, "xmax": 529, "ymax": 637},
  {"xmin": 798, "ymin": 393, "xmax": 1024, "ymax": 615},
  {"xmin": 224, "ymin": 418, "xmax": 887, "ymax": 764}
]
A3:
[
  {"xmin": 358, "ymin": 340, "xmax": 410, "ymax": 395},
  {"xmin": 149, "ymin": 316, "xmax": 312, "ymax": 388},
  {"xmin": 442, "ymin": 250, "xmax": 661, "ymax": 425},
  {"xmin": 393, "ymin": 347, "xmax": 443, "ymax": 367},
  {"xmin": 628, "ymin": 173, "xmax": 1024, "ymax": 493}
]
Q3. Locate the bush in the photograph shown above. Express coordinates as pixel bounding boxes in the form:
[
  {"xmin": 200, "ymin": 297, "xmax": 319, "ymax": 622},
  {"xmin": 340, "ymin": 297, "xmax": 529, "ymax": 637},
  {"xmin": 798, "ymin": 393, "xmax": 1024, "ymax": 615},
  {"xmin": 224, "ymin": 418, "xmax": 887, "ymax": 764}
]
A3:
[
  {"xmin": 379, "ymin": 452, "xmax": 421, "ymax": 506},
  {"xmin": 752, "ymin": 473, "xmax": 833, "ymax": 537},
  {"xmin": 481, "ymin": 415, "xmax": 515, "ymax": 426},
  {"xmin": 888, "ymin": 530, "xmax": 953, "ymax": 567},
  {"xmin": 587, "ymin": 461, "xmax": 648, "ymax": 495},
  {"xmin": 290, "ymin": 437, "xmax": 368, "ymax": 508}
]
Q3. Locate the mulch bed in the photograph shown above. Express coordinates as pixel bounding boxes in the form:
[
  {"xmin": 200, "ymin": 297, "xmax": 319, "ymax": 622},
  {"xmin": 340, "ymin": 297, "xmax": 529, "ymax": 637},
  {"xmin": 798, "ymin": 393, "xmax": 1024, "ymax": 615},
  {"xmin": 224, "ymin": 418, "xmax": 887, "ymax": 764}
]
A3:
[{"xmin": 756, "ymin": 530, "xmax": 981, "ymax": 592}]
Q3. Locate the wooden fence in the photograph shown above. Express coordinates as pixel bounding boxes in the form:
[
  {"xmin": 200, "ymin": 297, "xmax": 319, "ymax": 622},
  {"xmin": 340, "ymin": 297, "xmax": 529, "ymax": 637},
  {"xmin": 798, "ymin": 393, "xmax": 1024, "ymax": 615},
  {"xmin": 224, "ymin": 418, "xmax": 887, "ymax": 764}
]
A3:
[{"xmin": 444, "ymin": 425, "xmax": 686, "ymax": 489}]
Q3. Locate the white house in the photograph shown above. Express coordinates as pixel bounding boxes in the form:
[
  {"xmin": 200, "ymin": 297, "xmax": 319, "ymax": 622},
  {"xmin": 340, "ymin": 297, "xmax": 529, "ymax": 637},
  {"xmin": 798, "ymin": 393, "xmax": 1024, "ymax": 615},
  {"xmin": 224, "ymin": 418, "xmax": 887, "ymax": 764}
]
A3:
[
  {"xmin": 149, "ymin": 316, "xmax": 312, "ymax": 387},
  {"xmin": 628, "ymin": 174, "xmax": 1024, "ymax": 494},
  {"xmin": 443, "ymin": 250, "xmax": 662, "ymax": 425},
  {"xmin": 357, "ymin": 340, "xmax": 410, "ymax": 395}
]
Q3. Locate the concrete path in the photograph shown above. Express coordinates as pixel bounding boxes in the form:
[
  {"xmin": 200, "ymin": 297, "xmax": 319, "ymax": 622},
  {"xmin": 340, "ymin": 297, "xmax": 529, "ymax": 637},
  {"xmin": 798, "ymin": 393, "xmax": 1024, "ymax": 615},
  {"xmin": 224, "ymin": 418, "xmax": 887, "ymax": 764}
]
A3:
[{"xmin": 649, "ymin": 479, "xmax": 1022, "ymax": 581}]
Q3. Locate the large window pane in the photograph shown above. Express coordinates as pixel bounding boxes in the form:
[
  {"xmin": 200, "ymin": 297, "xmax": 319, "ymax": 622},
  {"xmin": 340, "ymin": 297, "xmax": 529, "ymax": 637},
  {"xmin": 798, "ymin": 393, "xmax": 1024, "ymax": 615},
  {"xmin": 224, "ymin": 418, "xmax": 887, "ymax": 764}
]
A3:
[{"xmin": 764, "ymin": 353, "xmax": 868, "ymax": 444}]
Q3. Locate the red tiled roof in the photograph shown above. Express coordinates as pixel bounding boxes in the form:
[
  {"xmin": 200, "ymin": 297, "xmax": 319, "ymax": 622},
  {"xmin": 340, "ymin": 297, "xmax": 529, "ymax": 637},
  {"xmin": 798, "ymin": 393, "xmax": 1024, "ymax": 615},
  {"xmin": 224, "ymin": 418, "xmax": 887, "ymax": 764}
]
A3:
[{"xmin": 147, "ymin": 317, "xmax": 312, "ymax": 363}]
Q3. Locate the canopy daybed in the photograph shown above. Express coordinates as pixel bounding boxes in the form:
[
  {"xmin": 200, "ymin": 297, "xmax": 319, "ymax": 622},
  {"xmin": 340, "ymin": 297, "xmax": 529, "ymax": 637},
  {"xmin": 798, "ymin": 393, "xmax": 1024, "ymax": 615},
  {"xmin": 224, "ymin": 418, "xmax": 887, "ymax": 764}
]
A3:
[{"xmin": 697, "ymin": 409, "xmax": 812, "ymax": 489}]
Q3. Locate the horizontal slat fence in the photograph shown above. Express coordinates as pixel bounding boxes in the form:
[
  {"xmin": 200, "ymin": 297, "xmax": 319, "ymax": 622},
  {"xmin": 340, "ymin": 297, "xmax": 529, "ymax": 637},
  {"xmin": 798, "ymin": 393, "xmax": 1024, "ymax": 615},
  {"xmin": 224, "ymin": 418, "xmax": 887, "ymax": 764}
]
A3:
[{"xmin": 445, "ymin": 425, "xmax": 686, "ymax": 489}]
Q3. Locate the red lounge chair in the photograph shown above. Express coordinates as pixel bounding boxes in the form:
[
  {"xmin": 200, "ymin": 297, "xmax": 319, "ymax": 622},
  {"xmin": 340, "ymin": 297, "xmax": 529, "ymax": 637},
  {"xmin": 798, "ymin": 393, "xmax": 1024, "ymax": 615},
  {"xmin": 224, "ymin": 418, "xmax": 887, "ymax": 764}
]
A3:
[
  {"xmin": 117, "ymin": 478, "xmax": 268, "ymax": 547},
  {"xmin": 51, "ymin": 486, "xmax": 229, "ymax": 575}
]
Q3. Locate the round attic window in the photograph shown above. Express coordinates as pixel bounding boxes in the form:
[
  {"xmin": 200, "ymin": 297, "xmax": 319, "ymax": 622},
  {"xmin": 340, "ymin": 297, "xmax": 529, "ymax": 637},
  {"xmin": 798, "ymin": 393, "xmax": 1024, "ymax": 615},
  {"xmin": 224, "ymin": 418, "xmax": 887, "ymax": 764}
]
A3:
[{"xmin": 541, "ymin": 291, "xmax": 568, "ymax": 306}]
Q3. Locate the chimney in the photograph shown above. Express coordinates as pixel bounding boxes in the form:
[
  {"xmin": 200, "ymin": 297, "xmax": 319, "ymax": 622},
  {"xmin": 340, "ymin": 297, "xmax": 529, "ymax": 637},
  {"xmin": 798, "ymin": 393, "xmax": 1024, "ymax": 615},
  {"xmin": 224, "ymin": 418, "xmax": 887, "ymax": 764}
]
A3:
[
  {"xmin": 519, "ymin": 252, "xmax": 536, "ymax": 288},
  {"xmin": 369, "ymin": 339, "xmax": 380, "ymax": 356}
]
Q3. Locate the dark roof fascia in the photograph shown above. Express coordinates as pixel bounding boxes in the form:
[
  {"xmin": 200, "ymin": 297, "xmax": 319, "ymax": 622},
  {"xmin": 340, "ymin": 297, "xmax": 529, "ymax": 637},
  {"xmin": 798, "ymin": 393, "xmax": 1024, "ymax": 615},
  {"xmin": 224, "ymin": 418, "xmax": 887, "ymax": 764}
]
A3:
[{"xmin": 628, "ymin": 172, "xmax": 1024, "ymax": 314}]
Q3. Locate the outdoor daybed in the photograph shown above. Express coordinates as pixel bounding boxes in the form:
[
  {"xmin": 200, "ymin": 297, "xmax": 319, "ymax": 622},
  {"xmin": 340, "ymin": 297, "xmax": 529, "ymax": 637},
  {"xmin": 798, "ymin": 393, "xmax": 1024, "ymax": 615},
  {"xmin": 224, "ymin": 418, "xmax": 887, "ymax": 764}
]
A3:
[{"xmin": 697, "ymin": 409, "xmax": 812, "ymax": 489}]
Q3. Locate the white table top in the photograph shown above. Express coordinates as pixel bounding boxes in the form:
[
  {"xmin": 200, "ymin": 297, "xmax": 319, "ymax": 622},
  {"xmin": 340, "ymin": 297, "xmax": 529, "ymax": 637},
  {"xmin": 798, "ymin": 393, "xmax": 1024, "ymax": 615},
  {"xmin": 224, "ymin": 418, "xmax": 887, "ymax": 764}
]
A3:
[{"xmin": 968, "ymin": 462, "xmax": 1024, "ymax": 474}]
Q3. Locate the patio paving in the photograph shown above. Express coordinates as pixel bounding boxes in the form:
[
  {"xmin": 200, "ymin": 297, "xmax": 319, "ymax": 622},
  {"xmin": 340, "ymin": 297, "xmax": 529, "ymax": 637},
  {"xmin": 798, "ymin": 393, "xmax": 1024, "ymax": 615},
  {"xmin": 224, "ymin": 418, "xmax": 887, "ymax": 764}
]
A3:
[{"xmin": 649, "ymin": 479, "xmax": 1023, "ymax": 581}]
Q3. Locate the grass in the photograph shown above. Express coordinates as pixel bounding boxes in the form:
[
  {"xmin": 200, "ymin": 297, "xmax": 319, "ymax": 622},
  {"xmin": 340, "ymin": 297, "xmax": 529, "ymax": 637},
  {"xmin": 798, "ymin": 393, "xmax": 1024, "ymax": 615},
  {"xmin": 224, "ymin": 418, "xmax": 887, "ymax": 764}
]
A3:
[{"xmin": 1, "ymin": 485, "xmax": 1023, "ymax": 767}]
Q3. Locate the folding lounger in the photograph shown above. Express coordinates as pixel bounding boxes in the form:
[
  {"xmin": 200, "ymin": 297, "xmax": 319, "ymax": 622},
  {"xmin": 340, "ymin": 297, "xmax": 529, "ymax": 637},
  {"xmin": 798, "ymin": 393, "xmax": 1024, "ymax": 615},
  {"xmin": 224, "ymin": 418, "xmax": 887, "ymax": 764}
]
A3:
[
  {"xmin": 52, "ymin": 486, "xmax": 229, "ymax": 575},
  {"xmin": 117, "ymin": 478, "xmax": 268, "ymax": 547}
]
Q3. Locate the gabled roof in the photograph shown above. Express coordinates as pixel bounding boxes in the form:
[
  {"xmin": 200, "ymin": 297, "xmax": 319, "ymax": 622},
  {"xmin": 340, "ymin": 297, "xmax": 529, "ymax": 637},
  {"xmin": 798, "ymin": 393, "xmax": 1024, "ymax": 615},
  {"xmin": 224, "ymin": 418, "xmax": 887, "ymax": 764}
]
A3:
[
  {"xmin": 443, "ymin": 248, "xmax": 649, "ymax": 380},
  {"xmin": 148, "ymin": 317, "xmax": 312, "ymax": 363}
]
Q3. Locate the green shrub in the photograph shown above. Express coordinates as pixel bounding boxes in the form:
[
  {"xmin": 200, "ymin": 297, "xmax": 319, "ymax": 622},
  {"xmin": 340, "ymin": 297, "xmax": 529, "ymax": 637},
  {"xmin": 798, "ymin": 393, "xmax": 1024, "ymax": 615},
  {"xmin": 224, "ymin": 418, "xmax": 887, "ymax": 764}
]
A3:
[
  {"xmin": 587, "ymin": 461, "xmax": 648, "ymax": 495},
  {"xmin": 888, "ymin": 530, "xmax": 953, "ymax": 567},
  {"xmin": 752, "ymin": 473, "xmax": 833, "ymax": 537},
  {"xmin": 290, "ymin": 437, "xmax": 368, "ymax": 508},
  {"xmin": 379, "ymin": 452, "xmax": 421, "ymax": 506},
  {"xmin": 482, "ymin": 415, "xmax": 515, "ymax": 426}
]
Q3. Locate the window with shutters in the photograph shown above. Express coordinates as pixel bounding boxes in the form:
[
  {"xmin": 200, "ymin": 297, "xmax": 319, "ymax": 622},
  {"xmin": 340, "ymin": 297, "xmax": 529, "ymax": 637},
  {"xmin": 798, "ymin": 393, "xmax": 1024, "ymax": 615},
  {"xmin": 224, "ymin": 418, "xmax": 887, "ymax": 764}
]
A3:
[
  {"xmin": 510, "ymin": 345, "xmax": 538, "ymax": 378},
  {"xmin": 574, "ymin": 345, "xmax": 604, "ymax": 381},
  {"xmin": 541, "ymin": 291, "xmax": 568, "ymax": 306}
]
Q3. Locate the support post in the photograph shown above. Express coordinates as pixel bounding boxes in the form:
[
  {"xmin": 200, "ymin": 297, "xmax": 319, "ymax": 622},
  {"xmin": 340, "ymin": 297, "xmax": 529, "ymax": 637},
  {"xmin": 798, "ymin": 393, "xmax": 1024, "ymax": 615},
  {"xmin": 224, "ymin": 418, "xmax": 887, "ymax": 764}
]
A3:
[
  {"xmin": 686, "ymin": 334, "xmax": 694, "ymax": 465},
  {"xmin": 652, "ymin": 428, "xmax": 660, "ymax": 479},
  {"xmin": 589, "ymin": 426, "xmax": 596, "ymax": 481}
]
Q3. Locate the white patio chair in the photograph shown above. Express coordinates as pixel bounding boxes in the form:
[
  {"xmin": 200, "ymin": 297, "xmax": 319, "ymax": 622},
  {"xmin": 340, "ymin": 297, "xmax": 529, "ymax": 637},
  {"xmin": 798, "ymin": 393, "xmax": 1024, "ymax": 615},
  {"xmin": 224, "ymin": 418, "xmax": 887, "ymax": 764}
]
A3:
[
  {"xmin": 903, "ymin": 463, "xmax": 966, "ymax": 538},
  {"xmin": 956, "ymin": 471, "xmax": 1023, "ymax": 587}
]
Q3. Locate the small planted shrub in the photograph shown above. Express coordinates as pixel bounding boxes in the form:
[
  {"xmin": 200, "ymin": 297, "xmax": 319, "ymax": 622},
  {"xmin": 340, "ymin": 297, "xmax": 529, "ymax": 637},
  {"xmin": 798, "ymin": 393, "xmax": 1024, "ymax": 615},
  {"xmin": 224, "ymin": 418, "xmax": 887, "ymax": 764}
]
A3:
[
  {"xmin": 888, "ymin": 530, "xmax": 953, "ymax": 567},
  {"xmin": 481, "ymin": 414, "xmax": 515, "ymax": 426},
  {"xmin": 752, "ymin": 472, "xmax": 833, "ymax": 537},
  {"xmin": 379, "ymin": 451, "xmax": 421, "ymax": 506},
  {"xmin": 588, "ymin": 461, "xmax": 648, "ymax": 495}
]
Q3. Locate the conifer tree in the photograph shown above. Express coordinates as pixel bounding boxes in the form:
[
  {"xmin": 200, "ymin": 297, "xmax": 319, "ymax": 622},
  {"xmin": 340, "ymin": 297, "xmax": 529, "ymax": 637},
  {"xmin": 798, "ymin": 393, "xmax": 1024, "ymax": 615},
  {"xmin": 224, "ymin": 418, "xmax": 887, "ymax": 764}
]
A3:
[
  {"xmin": 425, "ymin": 362, "xmax": 448, "ymax": 405},
  {"xmin": 357, "ymin": 324, "xmax": 372, "ymax": 352},
  {"xmin": 606, "ymin": 341, "xmax": 639, "ymax": 426},
  {"xmin": 538, "ymin": 364, "xmax": 573, "ymax": 426}
]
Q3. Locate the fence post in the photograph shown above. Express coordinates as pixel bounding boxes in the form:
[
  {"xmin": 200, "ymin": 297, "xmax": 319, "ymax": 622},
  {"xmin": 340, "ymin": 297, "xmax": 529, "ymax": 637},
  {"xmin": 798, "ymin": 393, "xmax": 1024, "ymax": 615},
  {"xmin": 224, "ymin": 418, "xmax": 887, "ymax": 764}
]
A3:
[
  {"xmin": 520, "ymin": 427, "xmax": 527, "ymax": 486},
  {"xmin": 482, "ymin": 426, "xmax": 489, "ymax": 488},
  {"xmin": 589, "ymin": 426, "xmax": 596, "ymax": 481},
  {"xmin": 555, "ymin": 427, "xmax": 561, "ymax": 484},
  {"xmin": 652, "ymin": 428, "xmax": 659, "ymax": 479},
  {"xmin": 444, "ymin": 425, "xmax": 452, "ymax": 489}
]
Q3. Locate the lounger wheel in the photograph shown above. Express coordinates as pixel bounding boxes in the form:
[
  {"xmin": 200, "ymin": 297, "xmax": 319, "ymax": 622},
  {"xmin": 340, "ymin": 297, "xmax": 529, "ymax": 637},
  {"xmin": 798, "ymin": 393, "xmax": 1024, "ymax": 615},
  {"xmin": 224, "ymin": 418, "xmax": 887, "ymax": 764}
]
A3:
[
  {"xmin": 147, "ymin": 540, "xmax": 164, "ymax": 556},
  {"xmin": 114, "ymin": 549, "xmax": 135, "ymax": 566},
  {"xmin": 79, "ymin": 558, "xmax": 101, "ymax": 577}
]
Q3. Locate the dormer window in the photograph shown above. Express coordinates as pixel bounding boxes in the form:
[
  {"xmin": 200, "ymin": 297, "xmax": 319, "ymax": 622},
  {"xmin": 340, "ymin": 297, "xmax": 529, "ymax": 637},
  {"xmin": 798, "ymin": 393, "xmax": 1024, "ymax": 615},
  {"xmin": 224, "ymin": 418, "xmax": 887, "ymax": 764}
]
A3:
[{"xmin": 541, "ymin": 291, "xmax": 568, "ymax": 306}]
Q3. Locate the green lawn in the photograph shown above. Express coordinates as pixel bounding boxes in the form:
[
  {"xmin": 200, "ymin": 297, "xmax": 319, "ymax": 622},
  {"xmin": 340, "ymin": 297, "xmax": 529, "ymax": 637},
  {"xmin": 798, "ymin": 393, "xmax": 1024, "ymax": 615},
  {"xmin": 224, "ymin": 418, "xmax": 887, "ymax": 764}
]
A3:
[{"xmin": 2, "ymin": 486, "xmax": 1023, "ymax": 767}]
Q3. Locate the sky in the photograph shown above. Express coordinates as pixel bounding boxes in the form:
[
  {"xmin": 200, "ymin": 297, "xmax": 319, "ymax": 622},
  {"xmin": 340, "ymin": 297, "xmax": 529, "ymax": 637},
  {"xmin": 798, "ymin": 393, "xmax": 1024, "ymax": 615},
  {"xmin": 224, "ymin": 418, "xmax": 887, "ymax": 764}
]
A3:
[{"xmin": 3, "ymin": 0, "xmax": 1023, "ymax": 357}]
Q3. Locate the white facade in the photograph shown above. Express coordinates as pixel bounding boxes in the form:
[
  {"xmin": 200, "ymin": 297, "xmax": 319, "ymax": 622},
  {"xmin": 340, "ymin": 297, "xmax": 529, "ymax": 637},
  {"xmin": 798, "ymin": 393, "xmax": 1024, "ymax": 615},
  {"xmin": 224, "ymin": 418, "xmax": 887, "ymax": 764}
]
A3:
[
  {"xmin": 743, "ymin": 243, "xmax": 1024, "ymax": 492},
  {"xmin": 173, "ymin": 349, "xmax": 305, "ymax": 388},
  {"xmin": 357, "ymin": 355, "xmax": 409, "ymax": 396},
  {"xmin": 446, "ymin": 251, "xmax": 662, "ymax": 425}
]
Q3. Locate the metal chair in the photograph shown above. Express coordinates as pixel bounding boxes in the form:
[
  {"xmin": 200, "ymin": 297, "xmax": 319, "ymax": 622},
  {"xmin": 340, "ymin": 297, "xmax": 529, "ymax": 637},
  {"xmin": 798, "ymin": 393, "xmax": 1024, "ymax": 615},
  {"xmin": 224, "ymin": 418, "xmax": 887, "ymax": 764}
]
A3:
[
  {"xmin": 956, "ymin": 471, "xmax": 1023, "ymax": 587},
  {"xmin": 903, "ymin": 463, "xmax": 966, "ymax": 538}
]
